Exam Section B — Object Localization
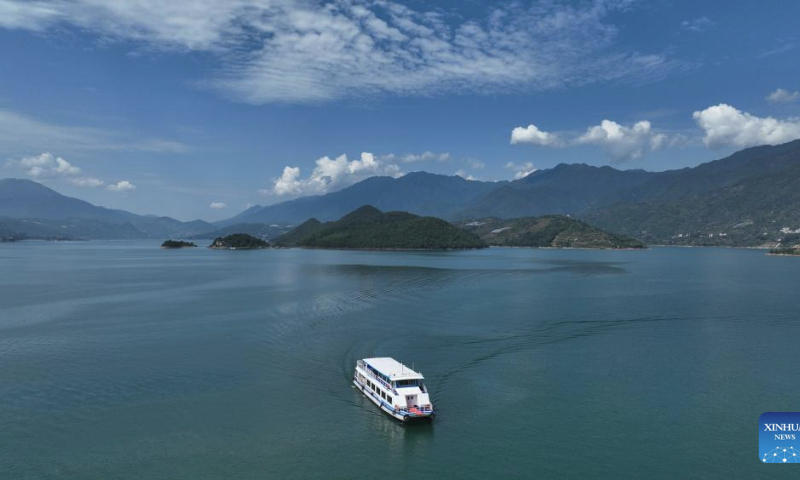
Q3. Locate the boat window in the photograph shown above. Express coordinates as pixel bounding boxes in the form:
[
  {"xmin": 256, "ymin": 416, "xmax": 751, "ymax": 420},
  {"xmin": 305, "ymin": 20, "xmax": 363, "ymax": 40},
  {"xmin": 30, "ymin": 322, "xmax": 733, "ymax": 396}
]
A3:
[{"xmin": 395, "ymin": 379, "xmax": 419, "ymax": 388}]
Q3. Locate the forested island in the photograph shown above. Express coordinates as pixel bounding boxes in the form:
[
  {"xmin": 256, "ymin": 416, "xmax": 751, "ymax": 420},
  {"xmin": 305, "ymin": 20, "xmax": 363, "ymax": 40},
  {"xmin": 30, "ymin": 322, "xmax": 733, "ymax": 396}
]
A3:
[
  {"xmin": 274, "ymin": 205, "xmax": 486, "ymax": 250},
  {"xmin": 209, "ymin": 233, "xmax": 270, "ymax": 250},
  {"xmin": 457, "ymin": 216, "xmax": 646, "ymax": 249},
  {"xmin": 161, "ymin": 240, "xmax": 197, "ymax": 248}
]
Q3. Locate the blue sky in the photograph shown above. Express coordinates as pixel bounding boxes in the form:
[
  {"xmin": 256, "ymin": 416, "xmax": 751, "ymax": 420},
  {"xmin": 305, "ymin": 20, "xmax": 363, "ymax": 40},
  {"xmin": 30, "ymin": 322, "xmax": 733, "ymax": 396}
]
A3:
[{"xmin": 0, "ymin": 0, "xmax": 799, "ymax": 221}]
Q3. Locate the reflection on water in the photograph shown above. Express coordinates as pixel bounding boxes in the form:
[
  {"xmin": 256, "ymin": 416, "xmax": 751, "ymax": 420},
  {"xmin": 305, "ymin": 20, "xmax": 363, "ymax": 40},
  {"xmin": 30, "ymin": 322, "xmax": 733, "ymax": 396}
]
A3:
[
  {"xmin": 353, "ymin": 385, "xmax": 435, "ymax": 457},
  {"xmin": 0, "ymin": 243, "xmax": 798, "ymax": 479}
]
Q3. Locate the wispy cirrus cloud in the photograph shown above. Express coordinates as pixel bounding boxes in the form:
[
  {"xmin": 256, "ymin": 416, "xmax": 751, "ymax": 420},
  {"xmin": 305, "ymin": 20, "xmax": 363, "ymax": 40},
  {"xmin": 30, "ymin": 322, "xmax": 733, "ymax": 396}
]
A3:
[
  {"xmin": 0, "ymin": 0, "xmax": 690, "ymax": 104},
  {"xmin": 681, "ymin": 16, "xmax": 716, "ymax": 33},
  {"xmin": 0, "ymin": 108, "xmax": 189, "ymax": 156},
  {"xmin": 380, "ymin": 151, "xmax": 451, "ymax": 164}
]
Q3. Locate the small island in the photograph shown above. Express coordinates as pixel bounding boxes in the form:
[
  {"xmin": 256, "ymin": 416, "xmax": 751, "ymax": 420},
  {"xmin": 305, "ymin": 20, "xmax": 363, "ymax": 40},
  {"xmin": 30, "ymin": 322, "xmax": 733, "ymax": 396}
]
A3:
[
  {"xmin": 161, "ymin": 239, "xmax": 197, "ymax": 249},
  {"xmin": 209, "ymin": 233, "xmax": 270, "ymax": 250},
  {"xmin": 274, "ymin": 205, "xmax": 486, "ymax": 250}
]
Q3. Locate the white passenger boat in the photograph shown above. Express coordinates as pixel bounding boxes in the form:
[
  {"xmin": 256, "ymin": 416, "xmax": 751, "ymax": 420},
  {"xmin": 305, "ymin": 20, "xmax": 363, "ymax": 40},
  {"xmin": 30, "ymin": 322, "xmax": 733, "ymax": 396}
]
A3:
[{"xmin": 353, "ymin": 357, "xmax": 435, "ymax": 422}]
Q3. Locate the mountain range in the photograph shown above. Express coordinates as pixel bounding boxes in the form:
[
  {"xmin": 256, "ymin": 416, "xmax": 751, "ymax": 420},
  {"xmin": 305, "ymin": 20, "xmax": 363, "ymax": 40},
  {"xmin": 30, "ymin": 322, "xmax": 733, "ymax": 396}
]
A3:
[
  {"xmin": 2, "ymin": 139, "xmax": 800, "ymax": 246},
  {"xmin": 222, "ymin": 139, "xmax": 800, "ymax": 246},
  {"xmin": 0, "ymin": 178, "xmax": 213, "ymax": 240}
]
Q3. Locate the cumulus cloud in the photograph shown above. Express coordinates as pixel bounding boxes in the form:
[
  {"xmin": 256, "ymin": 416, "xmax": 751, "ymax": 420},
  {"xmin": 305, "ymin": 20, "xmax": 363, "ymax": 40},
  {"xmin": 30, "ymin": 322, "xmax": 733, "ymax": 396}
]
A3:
[
  {"xmin": 10, "ymin": 152, "xmax": 80, "ymax": 177},
  {"xmin": 209, "ymin": 202, "xmax": 227, "ymax": 209},
  {"xmin": 0, "ymin": 1, "xmax": 688, "ymax": 104},
  {"xmin": 454, "ymin": 170, "xmax": 478, "ymax": 181},
  {"xmin": 766, "ymin": 88, "xmax": 799, "ymax": 104},
  {"xmin": 577, "ymin": 120, "xmax": 666, "ymax": 161},
  {"xmin": 510, "ymin": 124, "xmax": 563, "ymax": 146},
  {"xmin": 692, "ymin": 103, "xmax": 800, "ymax": 148},
  {"xmin": 505, "ymin": 161, "xmax": 537, "ymax": 179},
  {"xmin": 69, "ymin": 177, "xmax": 105, "ymax": 187},
  {"xmin": 264, "ymin": 152, "xmax": 402, "ymax": 197},
  {"xmin": 107, "ymin": 180, "xmax": 136, "ymax": 192}
]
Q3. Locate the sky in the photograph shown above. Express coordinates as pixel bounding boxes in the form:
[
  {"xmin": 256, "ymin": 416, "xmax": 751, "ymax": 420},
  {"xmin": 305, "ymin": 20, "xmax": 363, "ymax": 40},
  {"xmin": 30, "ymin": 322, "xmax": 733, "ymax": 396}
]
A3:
[{"xmin": 0, "ymin": 0, "xmax": 799, "ymax": 221}]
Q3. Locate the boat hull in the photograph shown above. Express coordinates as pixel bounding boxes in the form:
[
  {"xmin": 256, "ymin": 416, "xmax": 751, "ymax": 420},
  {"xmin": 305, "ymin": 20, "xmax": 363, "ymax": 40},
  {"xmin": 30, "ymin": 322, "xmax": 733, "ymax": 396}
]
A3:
[{"xmin": 353, "ymin": 378, "xmax": 434, "ymax": 422}]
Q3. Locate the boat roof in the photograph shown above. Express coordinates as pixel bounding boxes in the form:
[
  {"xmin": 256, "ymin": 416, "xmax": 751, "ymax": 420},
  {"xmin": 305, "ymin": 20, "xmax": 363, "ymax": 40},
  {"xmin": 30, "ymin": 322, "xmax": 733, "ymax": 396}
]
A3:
[{"xmin": 363, "ymin": 357, "xmax": 424, "ymax": 380}]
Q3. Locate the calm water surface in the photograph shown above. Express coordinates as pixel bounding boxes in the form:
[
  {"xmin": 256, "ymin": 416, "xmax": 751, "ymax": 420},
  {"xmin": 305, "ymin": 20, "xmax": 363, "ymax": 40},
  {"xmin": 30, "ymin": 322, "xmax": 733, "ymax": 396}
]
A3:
[{"xmin": 1, "ymin": 241, "xmax": 798, "ymax": 478}]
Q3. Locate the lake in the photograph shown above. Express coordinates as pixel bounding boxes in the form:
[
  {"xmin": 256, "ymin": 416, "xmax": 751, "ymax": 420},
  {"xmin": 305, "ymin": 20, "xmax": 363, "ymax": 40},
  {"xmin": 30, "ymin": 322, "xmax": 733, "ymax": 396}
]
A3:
[{"xmin": 1, "ymin": 242, "xmax": 798, "ymax": 478}]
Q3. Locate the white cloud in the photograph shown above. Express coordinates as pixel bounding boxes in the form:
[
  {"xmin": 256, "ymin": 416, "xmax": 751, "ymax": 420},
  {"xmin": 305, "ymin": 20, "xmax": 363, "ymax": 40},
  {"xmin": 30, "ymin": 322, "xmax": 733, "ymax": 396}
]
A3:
[
  {"xmin": 505, "ymin": 161, "xmax": 537, "ymax": 179},
  {"xmin": 9, "ymin": 152, "xmax": 80, "ymax": 177},
  {"xmin": 577, "ymin": 120, "xmax": 666, "ymax": 161},
  {"xmin": 766, "ymin": 88, "xmax": 799, "ymax": 104},
  {"xmin": 510, "ymin": 124, "xmax": 563, "ymax": 146},
  {"xmin": 681, "ymin": 17, "xmax": 715, "ymax": 32},
  {"xmin": 107, "ymin": 180, "xmax": 136, "ymax": 192},
  {"xmin": 264, "ymin": 152, "xmax": 402, "ymax": 197},
  {"xmin": 0, "ymin": 1, "xmax": 687, "ymax": 104},
  {"xmin": 464, "ymin": 159, "xmax": 485, "ymax": 170},
  {"xmin": 69, "ymin": 177, "xmax": 105, "ymax": 187},
  {"xmin": 692, "ymin": 103, "xmax": 800, "ymax": 149},
  {"xmin": 209, "ymin": 202, "xmax": 227, "ymax": 209},
  {"xmin": 394, "ymin": 151, "xmax": 450, "ymax": 163},
  {"xmin": 454, "ymin": 170, "xmax": 477, "ymax": 181}
]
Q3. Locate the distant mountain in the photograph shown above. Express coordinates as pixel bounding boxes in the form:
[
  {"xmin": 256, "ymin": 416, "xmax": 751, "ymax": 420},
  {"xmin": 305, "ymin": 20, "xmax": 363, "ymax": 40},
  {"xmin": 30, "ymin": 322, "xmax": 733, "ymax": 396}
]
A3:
[
  {"xmin": 457, "ymin": 216, "xmax": 645, "ymax": 249},
  {"xmin": 582, "ymin": 140, "xmax": 800, "ymax": 246},
  {"xmin": 220, "ymin": 172, "xmax": 503, "ymax": 226},
  {"xmin": 0, "ymin": 178, "xmax": 214, "ymax": 239},
  {"xmin": 6, "ymin": 139, "xmax": 800, "ymax": 246},
  {"xmin": 0, "ymin": 216, "xmax": 144, "ymax": 240},
  {"xmin": 276, "ymin": 205, "xmax": 486, "ymax": 250},
  {"xmin": 188, "ymin": 223, "xmax": 293, "ymax": 241},
  {"xmin": 227, "ymin": 140, "xmax": 800, "ymax": 247},
  {"xmin": 457, "ymin": 140, "xmax": 800, "ymax": 246},
  {"xmin": 457, "ymin": 164, "xmax": 658, "ymax": 219}
]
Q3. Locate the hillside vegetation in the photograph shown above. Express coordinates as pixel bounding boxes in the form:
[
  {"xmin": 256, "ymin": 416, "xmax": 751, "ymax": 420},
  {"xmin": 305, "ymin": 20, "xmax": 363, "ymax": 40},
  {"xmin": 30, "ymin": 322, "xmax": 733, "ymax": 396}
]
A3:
[
  {"xmin": 209, "ymin": 234, "xmax": 270, "ymax": 249},
  {"xmin": 278, "ymin": 206, "xmax": 487, "ymax": 250},
  {"xmin": 458, "ymin": 216, "xmax": 645, "ymax": 249}
]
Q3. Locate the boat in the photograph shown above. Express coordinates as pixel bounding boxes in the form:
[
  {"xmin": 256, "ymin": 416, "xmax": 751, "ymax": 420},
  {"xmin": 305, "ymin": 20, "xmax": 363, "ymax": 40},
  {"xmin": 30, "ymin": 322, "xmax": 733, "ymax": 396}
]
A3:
[{"xmin": 353, "ymin": 357, "xmax": 435, "ymax": 422}]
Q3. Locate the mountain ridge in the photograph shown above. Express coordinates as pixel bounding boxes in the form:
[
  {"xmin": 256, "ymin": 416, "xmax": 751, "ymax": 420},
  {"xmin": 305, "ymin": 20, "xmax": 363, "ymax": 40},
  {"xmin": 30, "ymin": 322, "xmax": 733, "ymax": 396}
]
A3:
[{"xmin": 0, "ymin": 178, "xmax": 214, "ymax": 239}]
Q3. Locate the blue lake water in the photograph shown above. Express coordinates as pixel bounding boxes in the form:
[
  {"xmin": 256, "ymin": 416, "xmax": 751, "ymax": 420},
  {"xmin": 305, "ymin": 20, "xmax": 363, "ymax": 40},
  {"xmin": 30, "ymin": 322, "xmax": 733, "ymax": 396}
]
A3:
[{"xmin": 1, "ymin": 241, "xmax": 798, "ymax": 478}]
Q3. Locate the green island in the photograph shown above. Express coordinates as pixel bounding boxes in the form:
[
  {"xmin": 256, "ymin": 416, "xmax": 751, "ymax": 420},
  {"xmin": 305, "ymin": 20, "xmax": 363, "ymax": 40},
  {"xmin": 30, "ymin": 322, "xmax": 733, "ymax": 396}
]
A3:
[
  {"xmin": 275, "ymin": 205, "xmax": 486, "ymax": 250},
  {"xmin": 209, "ymin": 233, "xmax": 270, "ymax": 250},
  {"xmin": 457, "ymin": 216, "xmax": 646, "ymax": 249},
  {"xmin": 161, "ymin": 239, "xmax": 197, "ymax": 249}
]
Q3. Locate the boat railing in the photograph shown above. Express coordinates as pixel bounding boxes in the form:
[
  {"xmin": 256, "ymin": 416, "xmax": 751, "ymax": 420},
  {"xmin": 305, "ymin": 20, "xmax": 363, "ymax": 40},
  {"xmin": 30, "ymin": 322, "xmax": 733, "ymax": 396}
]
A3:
[
  {"xmin": 396, "ymin": 404, "xmax": 433, "ymax": 414},
  {"xmin": 359, "ymin": 363, "xmax": 398, "ymax": 395}
]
